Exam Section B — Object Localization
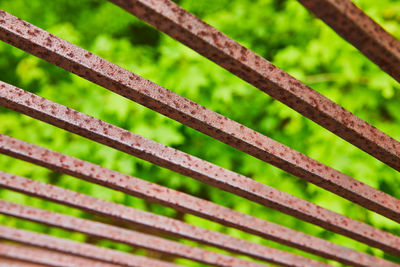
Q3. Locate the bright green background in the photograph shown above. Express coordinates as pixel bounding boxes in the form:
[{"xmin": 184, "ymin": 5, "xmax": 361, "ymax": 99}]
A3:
[{"xmin": 0, "ymin": 0, "xmax": 399, "ymax": 265}]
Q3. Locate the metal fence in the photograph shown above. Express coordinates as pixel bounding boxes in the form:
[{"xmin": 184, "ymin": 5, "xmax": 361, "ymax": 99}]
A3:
[{"xmin": 0, "ymin": 0, "xmax": 399, "ymax": 266}]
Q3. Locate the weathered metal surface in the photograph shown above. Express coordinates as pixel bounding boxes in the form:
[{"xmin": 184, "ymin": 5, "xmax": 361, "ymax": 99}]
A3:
[
  {"xmin": 0, "ymin": 110, "xmax": 399, "ymax": 264},
  {"xmin": 0, "ymin": 257, "xmax": 46, "ymax": 267},
  {"xmin": 0, "ymin": 201, "xmax": 267, "ymax": 267},
  {"xmin": 0, "ymin": 243, "xmax": 122, "ymax": 267},
  {"xmin": 0, "ymin": 171, "xmax": 330, "ymax": 267},
  {"xmin": 0, "ymin": 0, "xmax": 399, "ymax": 266},
  {"xmin": 0, "ymin": 136, "xmax": 389, "ymax": 266},
  {"xmin": 0, "ymin": 225, "xmax": 178, "ymax": 267},
  {"xmin": 107, "ymin": 0, "xmax": 400, "ymax": 171},
  {"xmin": 0, "ymin": 11, "xmax": 399, "ymax": 225},
  {"xmin": 298, "ymin": 0, "xmax": 400, "ymax": 82}
]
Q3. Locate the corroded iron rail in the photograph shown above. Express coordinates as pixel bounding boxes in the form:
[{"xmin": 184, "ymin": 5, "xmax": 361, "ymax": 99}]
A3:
[
  {"xmin": 107, "ymin": 0, "xmax": 400, "ymax": 172},
  {"xmin": 0, "ymin": 171, "xmax": 327, "ymax": 267},
  {"xmin": 0, "ymin": 225, "xmax": 176, "ymax": 267},
  {"xmin": 1, "ymin": 84, "xmax": 400, "ymax": 261},
  {"xmin": 0, "ymin": 257, "xmax": 44, "ymax": 267},
  {"xmin": 0, "ymin": 135, "xmax": 390, "ymax": 267},
  {"xmin": 298, "ymin": 0, "xmax": 400, "ymax": 82},
  {"xmin": 0, "ymin": 1, "xmax": 399, "ymax": 266},
  {"xmin": 0, "ymin": 11, "xmax": 399, "ymax": 226},
  {"xmin": 0, "ymin": 200, "xmax": 266, "ymax": 267},
  {"xmin": 0, "ymin": 243, "xmax": 122, "ymax": 267}
]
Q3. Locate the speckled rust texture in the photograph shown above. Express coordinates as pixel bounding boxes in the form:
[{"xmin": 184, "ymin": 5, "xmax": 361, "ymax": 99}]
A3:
[
  {"xmin": 108, "ymin": 0, "xmax": 400, "ymax": 171},
  {"xmin": 0, "ymin": 201, "xmax": 266, "ymax": 267},
  {"xmin": 0, "ymin": 10, "xmax": 399, "ymax": 221},
  {"xmin": 298, "ymin": 0, "xmax": 400, "ymax": 82},
  {"xmin": 0, "ymin": 171, "xmax": 328, "ymax": 267},
  {"xmin": 0, "ymin": 135, "xmax": 390, "ymax": 267},
  {"xmin": 0, "ymin": 242, "xmax": 122, "ymax": 267},
  {"xmin": 1, "ymin": 86, "xmax": 400, "ymax": 263},
  {"xmin": 0, "ymin": 10, "xmax": 399, "ymax": 225},
  {"xmin": 0, "ymin": 257, "xmax": 45, "ymax": 267},
  {"xmin": 0, "ymin": 225, "xmax": 175, "ymax": 267}
]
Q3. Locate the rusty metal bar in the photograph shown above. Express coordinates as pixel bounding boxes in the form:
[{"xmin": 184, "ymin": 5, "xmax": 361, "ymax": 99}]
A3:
[
  {"xmin": 0, "ymin": 136, "xmax": 389, "ymax": 267},
  {"xmin": 298, "ymin": 0, "xmax": 400, "ymax": 82},
  {"xmin": 0, "ymin": 171, "xmax": 329, "ymax": 267},
  {"xmin": 1, "ymin": 85, "xmax": 400, "ymax": 261},
  {"xmin": 0, "ymin": 257, "xmax": 45, "ymax": 267},
  {"xmin": 0, "ymin": 2, "xmax": 396, "ymax": 267},
  {"xmin": 0, "ymin": 11, "xmax": 399, "ymax": 226},
  {"xmin": 107, "ymin": 0, "xmax": 400, "ymax": 171},
  {"xmin": 0, "ymin": 225, "xmax": 178, "ymax": 267},
  {"xmin": 0, "ymin": 243, "xmax": 122, "ymax": 267},
  {"xmin": 0, "ymin": 200, "xmax": 268, "ymax": 267}
]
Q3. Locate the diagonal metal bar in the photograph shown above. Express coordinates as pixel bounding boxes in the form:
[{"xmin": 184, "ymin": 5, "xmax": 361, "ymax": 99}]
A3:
[
  {"xmin": 106, "ymin": 0, "xmax": 400, "ymax": 171},
  {"xmin": 0, "ymin": 225, "xmax": 176, "ymax": 267},
  {"xmin": 0, "ymin": 257, "xmax": 45, "ymax": 267},
  {"xmin": 298, "ymin": 0, "xmax": 400, "ymax": 82},
  {"xmin": 1, "ymin": 86, "xmax": 400, "ymax": 262},
  {"xmin": 0, "ymin": 243, "xmax": 122, "ymax": 267},
  {"xmin": 0, "ymin": 11, "xmax": 399, "ymax": 226},
  {"xmin": 0, "ymin": 201, "xmax": 268, "ymax": 267},
  {"xmin": 0, "ymin": 171, "xmax": 328, "ymax": 267},
  {"xmin": 0, "ymin": 136, "xmax": 390, "ymax": 267}
]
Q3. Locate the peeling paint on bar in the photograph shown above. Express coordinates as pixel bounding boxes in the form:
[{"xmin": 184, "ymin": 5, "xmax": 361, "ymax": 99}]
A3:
[
  {"xmin": 0, "ymin": 171, "xmax": 327, "ymax": 267},
  {"xmin": 0, "ymin": 225, "xmax": 177, "ymax": 267},
  {"xmin": 0, "ymin": 86, "xmax": 400, "ymax": 264},
  {"xmin": 298, "ymin": 0, "xmax": 400, "ymax": 82},
  {"xmin": 0, "ymin": 201, "xmax": 267, "ymax": 267}
]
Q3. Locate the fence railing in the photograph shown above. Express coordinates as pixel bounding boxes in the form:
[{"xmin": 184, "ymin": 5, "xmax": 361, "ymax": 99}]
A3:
[{"xmin": 0, "ymin": 0, "xmax": 399, "ymax": 266}]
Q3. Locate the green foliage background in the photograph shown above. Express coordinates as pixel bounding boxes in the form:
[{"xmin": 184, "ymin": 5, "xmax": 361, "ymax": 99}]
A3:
[{"xmin": 0, "ymin": 0, "xmax": 399, "ymax": 265}]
